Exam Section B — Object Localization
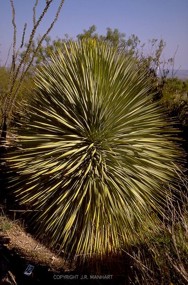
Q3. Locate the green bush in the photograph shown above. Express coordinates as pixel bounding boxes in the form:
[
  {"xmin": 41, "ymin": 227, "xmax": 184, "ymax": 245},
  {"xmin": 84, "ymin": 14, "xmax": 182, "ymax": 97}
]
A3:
[
  {"xmin": 161, "ymin": 78, "xmax": 188, "ymax": 127},
  {"xmin": 8, "ymin": 40, "xmax": 186, "ymax": 259},
  {"xmin": 0, "ymin": 66, "xmax": 35, "ymax": 130},
  {"xmin": 0, "ymin": 67, "xmax": 10, "ymax": 126}
]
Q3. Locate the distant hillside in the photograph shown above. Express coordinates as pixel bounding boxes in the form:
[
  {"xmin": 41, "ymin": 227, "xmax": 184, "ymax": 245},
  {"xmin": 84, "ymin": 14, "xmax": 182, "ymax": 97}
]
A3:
[{"xmin": 168, "ymin": 69, "xmax": 188, "ymax": 80}]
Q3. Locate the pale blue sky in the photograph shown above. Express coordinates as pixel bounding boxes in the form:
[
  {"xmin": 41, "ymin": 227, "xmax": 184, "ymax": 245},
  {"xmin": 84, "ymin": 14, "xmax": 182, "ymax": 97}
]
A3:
[{"xmin": 0, "ymin": 0, "xmax": 187, "ymax": 69}]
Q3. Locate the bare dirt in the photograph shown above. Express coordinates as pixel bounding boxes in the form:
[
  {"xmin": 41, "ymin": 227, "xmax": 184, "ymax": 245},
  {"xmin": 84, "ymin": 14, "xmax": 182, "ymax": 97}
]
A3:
[{"xmin": 0, "ymin": 214, "xmax": 74, "ymax": 285}]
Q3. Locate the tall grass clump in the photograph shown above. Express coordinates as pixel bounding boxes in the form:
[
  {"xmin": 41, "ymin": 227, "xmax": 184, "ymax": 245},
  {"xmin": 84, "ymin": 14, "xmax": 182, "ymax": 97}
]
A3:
[{"xmin": 8, "ymin": 40, "xmax": 187, "ymax": 260}]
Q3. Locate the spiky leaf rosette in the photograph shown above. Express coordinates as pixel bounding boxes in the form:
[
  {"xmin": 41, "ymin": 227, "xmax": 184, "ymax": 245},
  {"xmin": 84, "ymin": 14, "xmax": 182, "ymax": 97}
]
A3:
[{"xmin": 9, "ymin": 40, "xmax": 184, "ymax": 258}]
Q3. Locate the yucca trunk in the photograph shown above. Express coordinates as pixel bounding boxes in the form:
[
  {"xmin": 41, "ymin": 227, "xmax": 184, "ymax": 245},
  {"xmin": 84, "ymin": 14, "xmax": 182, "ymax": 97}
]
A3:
[{"xmin": 8, "ymin": 40, "xmax": 186, "ymax": 259}]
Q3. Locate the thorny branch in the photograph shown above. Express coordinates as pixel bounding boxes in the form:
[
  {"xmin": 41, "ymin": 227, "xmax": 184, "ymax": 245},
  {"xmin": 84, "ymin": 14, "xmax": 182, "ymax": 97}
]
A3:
[
  {"xmin": 20, "ymin": 23, "xmax": 27, "ymax": 49},
  {"xmin": 33, "ymin": 0, "xmax": 39, "ymax": 27},
  {"xmin": 1, "ymin": 0, "xmax": 65, "ymax": 140},
  {"xmin": 8, "ymin": 0, "xmax": 65, "ymax": 118},
  {"xmin": 10, "ymin": 0, "xmax": 16, "ymax": 75}
]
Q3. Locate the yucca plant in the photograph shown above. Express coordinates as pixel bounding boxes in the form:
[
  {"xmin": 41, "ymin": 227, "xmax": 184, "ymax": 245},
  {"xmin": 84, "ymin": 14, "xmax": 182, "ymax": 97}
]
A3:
[{"xmin": 8, "ymin": 40, "xmax": 186, "ymax": 259}]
